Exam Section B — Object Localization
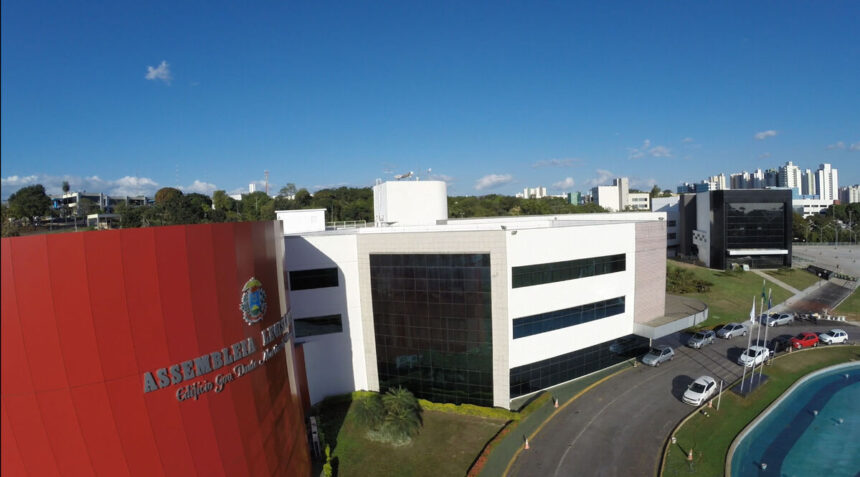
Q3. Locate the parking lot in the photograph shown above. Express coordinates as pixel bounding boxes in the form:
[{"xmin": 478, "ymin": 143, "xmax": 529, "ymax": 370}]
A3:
[{"xmin": 510, "ymin": 321, "xmax": 858, "ymax": 477}]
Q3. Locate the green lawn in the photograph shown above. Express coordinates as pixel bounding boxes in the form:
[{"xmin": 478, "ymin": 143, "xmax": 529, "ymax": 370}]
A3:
[
  {"xmin": 663, "ymin": 346, "xmax": 860, "ymax": 476},
  {"xmin": 833, "ymin": 287, "xmax": 860, "ymax": 321},
  {"xmin": 317, "ymin": 399, "xmax": 506, "ymax": 477},
  {"xmin": 668, "ymin": 261, "xmax": 792, "ymax": 327},
  {"xmin": 764, "ymin": 268, "xmax": 821, "ymax": 291}
]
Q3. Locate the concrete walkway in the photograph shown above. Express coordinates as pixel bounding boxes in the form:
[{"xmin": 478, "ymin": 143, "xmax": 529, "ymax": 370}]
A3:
[{"xmin": 751, "ymin": 269, "xmax": 801, "ymax": 294}]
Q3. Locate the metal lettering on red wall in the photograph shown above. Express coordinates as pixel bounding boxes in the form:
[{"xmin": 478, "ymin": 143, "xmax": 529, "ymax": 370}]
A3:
[{"xmin": 1, "ymin": 222, "xmax": 311, "ymax": 476}]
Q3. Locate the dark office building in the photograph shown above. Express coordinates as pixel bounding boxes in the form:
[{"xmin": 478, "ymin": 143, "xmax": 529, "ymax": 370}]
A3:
[{"xmin": 678, "ymin": 189, "xmax": 792, "ymax": 269}]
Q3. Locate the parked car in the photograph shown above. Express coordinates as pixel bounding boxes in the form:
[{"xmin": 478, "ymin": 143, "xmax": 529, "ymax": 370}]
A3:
[
  {"xmin": 769, "ymin": 334, "xmax": 793, "ymax": 354},
  {"xmin": 717, "ymin": 322, "xmax": 748, "ymax": 339},
  {"xmin": 764, "ymin": 313, "xmax": 794, "ymax": 327},
  {"xmin": 790, "ymin": 332, "xmax": 819, "ymax": 349},
  {"xmin": 687, "ymin": 330, "xmax": 716, "ymax": 349},
  {"xmin": 683, "ymin": 375, "xmax": 718, "ymax": 406},
  {"xmin": 642, "ymin": 345, "xmax": 674, "ymax": 367},
  {"xmin": 818, "ymin": 329, "xmax": 849, "ymax": 345},
  {"xmin": 738, "ymin": 346, "xmax": 771, "ymax": 367}
]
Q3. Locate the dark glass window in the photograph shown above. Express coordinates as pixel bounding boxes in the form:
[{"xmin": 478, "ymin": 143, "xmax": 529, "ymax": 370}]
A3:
[
  {"xmin": 725, "ymin": 202, "xmax": 786, "ymax": 249},
  {"xmin": 512, "ymin": 297, "xmax": 625, "ymax": 339},
  {"xmin": 294, "ymin": 314, "xmax": 343, "ymax": 338},
  {"xmin": 289, "ymin": 267, "xmax": 338, "ymax": 291},
  {"xmin": 511, "ymin": 254, "xmax": 625, "ymax": 288},
  {"xmin": 667, "ymin": 233, "xmax": 677, "ymax": 240},
  {"xmin": 371, "ymin": 253, "xmax": 493, "ymax": 406},
  {"xmin": 667, "ymin": 220, "xmax": 677, "ymax": 226},
  {"xmin": 510, "ymin": 334, "xmax": 649, "ymax": 398}
]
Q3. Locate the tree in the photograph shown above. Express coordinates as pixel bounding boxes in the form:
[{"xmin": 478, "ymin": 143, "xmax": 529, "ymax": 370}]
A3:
[
  {"xmin": 649, "ymin": 185, "xmax": 661, "ymax": 198},
  {"xmin": 294, "ymin": 188, "xmax": 312, "ymax": 207},
  {"xmin": 278, "ymin": 183, "xmax": 297, "ymax": 198},
  {"xmin": 155, "ymin": 187, "xmax": 183, "ymax": 204},
  {"xmin": 62, "ymin": 181, "xmax": 71, "ymax": 194},
  {"xmin": 77, "ymin": 198, "xmax": 97, "ymax": 217},
  {"xmin": 7, "ymin": 184, "xmax": 52, "ymax": 221},
  {"xmin": 212, "ymin": 190, "xmax": 237, "ymax": 212},
  {"xmin": 1, "ymin": 204, "xmax": 20, "ymax": 237},
  {"xmin": 356, "ymin": 387, "xmax": 423, "ymax": 446}
]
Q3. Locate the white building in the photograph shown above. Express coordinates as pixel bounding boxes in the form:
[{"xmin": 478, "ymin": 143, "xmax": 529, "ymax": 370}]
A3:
[
  {"xmin": 816, "ymin": 163, "xmax": 839, "ymax": 201},
  {"xmin": 793, "ymin": 198, "xmax": 834, "ymax": 218},
  {"xmin": 592, "ymin": 177, "xmax": 650, "ymax": 211},
  {"xmin": 778, "ymin": 161, "xmax": 803, "ymax": 193},
  {"xmin": 839, "ymin": 185, "xmax": 860, "ymax": 204},
  {"xmin": 280, "ymin": 180, "xmax": 678, "ymax": 409},
  {"xmin": 651, "ymin": 196, "xmax": 679, "ymax": 256},
  {"xmin": 801, "ymin": 169, "xmax": 816, "ymax": 196},
  {"xmin": 517, "ymin": 186, "xmax": 548, "ymax": 199}
]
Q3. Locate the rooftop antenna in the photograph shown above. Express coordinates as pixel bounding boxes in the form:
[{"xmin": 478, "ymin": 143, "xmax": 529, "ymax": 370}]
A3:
[
  {"xmin": 394, "ymin": 171, "xmax": 414, "ymax": 180},
  {"xmin": 264, "ymin": 170, "xmax": 270, "ymax": 195}
]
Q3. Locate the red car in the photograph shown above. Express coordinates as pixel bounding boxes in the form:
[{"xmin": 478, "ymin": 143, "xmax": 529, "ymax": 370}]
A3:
[{"xmin": 790, "ymin": 332, "xmax": 819, "ymax": 349}]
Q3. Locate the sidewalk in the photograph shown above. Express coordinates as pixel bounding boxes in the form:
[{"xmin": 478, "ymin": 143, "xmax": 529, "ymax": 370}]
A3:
[{"xmin": 751, "ymin": 269, "xmax": 801, "ymax": 294}]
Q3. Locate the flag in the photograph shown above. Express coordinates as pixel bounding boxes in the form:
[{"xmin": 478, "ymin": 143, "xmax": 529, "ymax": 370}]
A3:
[
  {"xmin": 761, "ymin": 279, "xmax": 767, "ymax": 300},
  {"xmin": 750, "ymin": 296, "xmax": 756, "ymax": 323}
]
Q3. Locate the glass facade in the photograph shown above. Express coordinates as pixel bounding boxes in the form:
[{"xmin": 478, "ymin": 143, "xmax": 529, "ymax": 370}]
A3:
[
  {"xmin": 294, "ymin": 314, "xmax": 343, "ymax": 338},
  {"xmin": 726, "ymin": 202, "xmax": 786, "ymax": 249},
  {"xmin": 512, "ymin": 254, "xmax": 626, "ymax": 288},
  {"xmin": 289, "ymin": 267, "xmax": 339, "ymax": 291},
  {"xmin": 510, "ymin": 334, "xmax": 649, "ymax": 398},
  {"xmin": 512, "ymin": 297, "xmax": 625, "ymax": 339},
  {"xmin": 370, "ymin": 253, "xmax": 493, "ymax": 406}
]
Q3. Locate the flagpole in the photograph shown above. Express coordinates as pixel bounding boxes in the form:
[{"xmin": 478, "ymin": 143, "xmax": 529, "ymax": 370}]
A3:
[
  {"xmin": 759, "ymin": 289, "xmax": 773, "ymax": 380},
  {"xmin": 741, "ymin": 295, "xmax": 755, "ymax": 393},
  {"xmin": 753, "ymin": 296, "xmax": 764, "ymax": 385}
]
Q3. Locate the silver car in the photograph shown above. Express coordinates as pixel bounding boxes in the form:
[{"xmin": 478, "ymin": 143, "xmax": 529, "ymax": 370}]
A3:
[
  {"xmin": 687, "ymin": 330, "xmax": 716, "ymax": 349},
  {"xmin": 717, "ymin": 322, "xmax": 748, "ymax": 339},
  {"xmin": 765, "ymin": 313, "xmax": 794, "ymax": 327},
  {"xmin": 642, "ymin": 345, "xmax": 674, "ymax": 367},
  {"xmin": 738, "ymin": 346, "xmax": 771, "ymax": 367},
  {"xmin": 683, "ymin": 375, "xmax": 717, "ymax": 406}
]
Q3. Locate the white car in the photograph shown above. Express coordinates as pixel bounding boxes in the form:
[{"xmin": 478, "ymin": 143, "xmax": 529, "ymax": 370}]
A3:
[
  {"xmin": 738, "ymin": 346, "xmax": 771, "ymax": 367},
  {"xmin": 818, "ymin": 329, "xmax": 849, "ymax": 345},
  {"xmin": 683, "ymin": 375, "xmax": 718, "ymax": 406}
]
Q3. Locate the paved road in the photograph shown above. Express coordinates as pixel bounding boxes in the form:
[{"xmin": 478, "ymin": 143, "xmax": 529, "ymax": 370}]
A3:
[{"xmin": 510, "ymin": 294, "xmax": 858, "ymax": 477}]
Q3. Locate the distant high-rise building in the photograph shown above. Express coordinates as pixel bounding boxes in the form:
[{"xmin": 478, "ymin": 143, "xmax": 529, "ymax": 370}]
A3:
[
  {"xmin": 764, "ymin": 168, "xmax": 779, "ymax": 187},
  {"xmin": 730, "ymin": 172, "xmax": 748, "ymax": 190},
  {"xmin": 707, "ymin": 174, "xmax": 727, "ymax": 190},
  {"xmin": 801, "ymin": 168, "xmax": 816, "ymax": 196},
  {"xmin": 815, "ymin": 163, "xmax": 839, "ymax": 201},
  {"xmin": 518, "ymin": 186, "xmax": 548, "ymax": 199},
  {"xmin": 778, "ymin": 161, "xmax": 802, "ymax": 192},
  {"xmin": 752, "ymin": 169, "xmax": 765, "ymax": 188},
  {"xmin": 839, "ymin": 185, "xmax": 860, "ymax": 204}
]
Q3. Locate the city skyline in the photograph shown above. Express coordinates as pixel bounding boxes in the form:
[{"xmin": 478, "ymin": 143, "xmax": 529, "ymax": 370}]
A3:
[{"xmin": 2, "ymin": 1, "xmax": 859, "ymax": 199}]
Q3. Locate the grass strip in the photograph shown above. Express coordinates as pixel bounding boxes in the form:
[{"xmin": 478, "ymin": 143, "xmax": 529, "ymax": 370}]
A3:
[{"xmin": 662, "ymin": 345, "xmax": 860, "ymax": 476}]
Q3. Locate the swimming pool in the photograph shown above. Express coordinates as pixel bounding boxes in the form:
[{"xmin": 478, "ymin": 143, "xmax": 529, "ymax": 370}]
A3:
[{"xmin": 728, "ymin": 362, "xmax": 860, "ymax": 477}]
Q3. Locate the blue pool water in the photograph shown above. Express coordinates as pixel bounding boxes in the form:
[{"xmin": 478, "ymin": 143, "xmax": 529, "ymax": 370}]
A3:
[{"xmin": 729, "ymin": 363, "xmax": 860, "ymax": 477}]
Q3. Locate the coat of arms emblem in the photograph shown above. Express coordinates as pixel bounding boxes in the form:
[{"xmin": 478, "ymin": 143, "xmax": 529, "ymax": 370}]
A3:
[{"xmin": 240, "ymin": 277, "xmax": 267, "ymax": 325}]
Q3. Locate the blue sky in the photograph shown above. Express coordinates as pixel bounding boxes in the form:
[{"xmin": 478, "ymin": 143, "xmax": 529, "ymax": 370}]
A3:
[{"xmin": 2, "ymin": 1, "xmax": 858, "ymax": 199}]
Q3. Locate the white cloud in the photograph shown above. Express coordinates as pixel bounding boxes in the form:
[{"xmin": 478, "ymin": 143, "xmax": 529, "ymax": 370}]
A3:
[
  {"xmin": 474, "ymin": 174, "xmax": 513, "ymax": 191},
  {"xmin": 552, "ymin": 177, "xmax": 576, "ymax": 190},
  {"xmin": 428, "ymin": 173, "xmax": 454, "ymax": 184},
  {"xmin": 630, "ymin": 178, "xmax": 658, "ymax": 190},
  {"xmin": 827, "ymin": 141, "xmax": 846, "ymax": 150},
  {"xmin": 851, "ymin": 142, "xmax": 860, "ymax": 151},
  {"xmin": 628, "ymin": 139, "xmax": 672, "ymax": 159},
  {"xmin": 754, "ymin": 130, "xmax": 778, "ymax": 140},
  {"xmin": 1, "ymin": 174, "xmax": 160, "ymax": 199},
  {"xmin": 183, "ymin": 180, "xmax": 217, "ymax": 195},
  {"xmin": 584, "ymin": 169, "xmax": 616, "ymax": 188},
  {"xmin": 759, "ymin": 152, "xmax": 771, "ymax": 159},
  {"xmin": 532, "ymin": 158, "xmax": 581, "ymax": 168},
  {"xmin": 682, "ymin": 137, "xmax": 695, "ymax": 143},
  {"xmin": 145, "ymin": 61, "xmax": 172, "ymax": 83}
]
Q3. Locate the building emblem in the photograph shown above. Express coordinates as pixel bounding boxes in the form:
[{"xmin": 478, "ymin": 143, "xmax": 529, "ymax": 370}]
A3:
[{"xmin": 240, "ymin": 277, "xmax": 267, "ymax": 325}]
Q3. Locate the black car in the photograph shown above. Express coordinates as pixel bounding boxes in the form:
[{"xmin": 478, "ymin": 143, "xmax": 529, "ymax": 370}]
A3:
[{"xmin": 769, "ymin": 334, "xmax": 793, "ymax": 354}]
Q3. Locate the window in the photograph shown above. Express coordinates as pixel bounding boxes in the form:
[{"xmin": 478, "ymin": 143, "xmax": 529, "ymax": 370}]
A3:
[
  {"xmin": 289, "ymin": 267, "xmax": 338, "ymax": 291},
  {"xmin": 667, "ymin": 220, "xmax": 676, "ymax": 227},
  {"xmin": 513, "ymin": 297, "xmax": 625, "ymax": 338},
  {"xmin": 294, "ymin": 314, "xmax": 343, "ymax": 338},
  {"xmin": 511, "ymin": 254, "xmax": 625, "ymax": 288},
  {"xmin": 510, "ymin": 334, "xmax": 649, "ymax": 398},
  {"xmin": 370, "ymin": 253, "xmax": 493, "ymax": 406},
  {"xmin": 667, "ymin": 233, "xmax": 677, "ymax": 240}
]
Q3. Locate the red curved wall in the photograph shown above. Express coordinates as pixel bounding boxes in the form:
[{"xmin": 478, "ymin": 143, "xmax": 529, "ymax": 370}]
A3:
[{"xmin": 1, "ymin": 222, "xmax": 310, "ymax": 477}]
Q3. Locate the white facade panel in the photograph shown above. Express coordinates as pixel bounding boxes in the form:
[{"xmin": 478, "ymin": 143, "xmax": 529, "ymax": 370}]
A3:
[
  {"xmin": 277, "ymin": 209, "xmax": 327, "ymax": 234},
  {"xmin": 373, "ymin": 181, "xmax": 448, "ymax": 226},
  {"xmin": 284, "ymin": 234, "xmax": 368, "ymax": 404}
]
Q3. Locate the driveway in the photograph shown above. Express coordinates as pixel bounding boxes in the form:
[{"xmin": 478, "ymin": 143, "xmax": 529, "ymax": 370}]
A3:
[{"xmin": 509, "ymin": 322, "xmax": 858, "ymax": 477}]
